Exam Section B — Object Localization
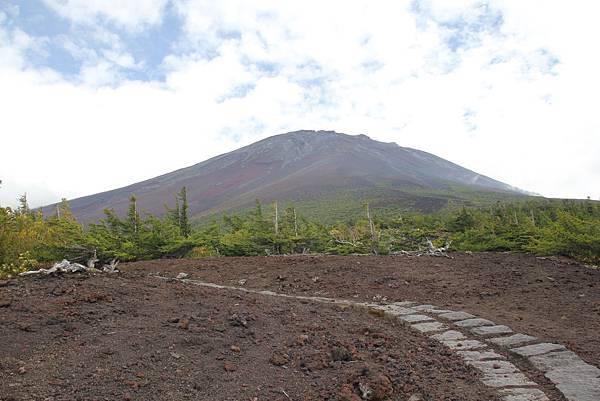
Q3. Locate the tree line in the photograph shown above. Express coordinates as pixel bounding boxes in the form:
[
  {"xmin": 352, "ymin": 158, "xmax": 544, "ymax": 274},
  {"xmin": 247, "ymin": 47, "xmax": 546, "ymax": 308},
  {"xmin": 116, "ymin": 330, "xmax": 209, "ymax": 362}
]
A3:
[{"xmin": 1, "ymin": 181, "xmax": 599, "ymax": 277}]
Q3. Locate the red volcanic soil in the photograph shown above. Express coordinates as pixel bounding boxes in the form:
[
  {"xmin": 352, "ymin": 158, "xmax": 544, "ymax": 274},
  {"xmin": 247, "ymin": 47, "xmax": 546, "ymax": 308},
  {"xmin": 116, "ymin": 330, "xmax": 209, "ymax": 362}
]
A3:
[{"xmin": 1, "ymin": 252, "xmax": 598, "ymax": 401}]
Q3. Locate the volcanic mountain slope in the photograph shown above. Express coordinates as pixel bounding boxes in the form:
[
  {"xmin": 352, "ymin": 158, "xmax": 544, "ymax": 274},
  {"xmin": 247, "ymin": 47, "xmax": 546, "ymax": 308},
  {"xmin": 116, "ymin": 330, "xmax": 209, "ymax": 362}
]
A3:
[{"xmin": 43, "ymin": 130, "xmax": 528, "ymax": 223}]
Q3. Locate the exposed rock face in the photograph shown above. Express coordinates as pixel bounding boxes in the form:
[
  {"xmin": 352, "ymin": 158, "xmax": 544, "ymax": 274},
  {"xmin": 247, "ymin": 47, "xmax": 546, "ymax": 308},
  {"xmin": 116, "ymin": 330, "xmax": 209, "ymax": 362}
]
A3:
[{"xmin": 41, "ymin": 130, "xmax": 524, "ymax": 222}]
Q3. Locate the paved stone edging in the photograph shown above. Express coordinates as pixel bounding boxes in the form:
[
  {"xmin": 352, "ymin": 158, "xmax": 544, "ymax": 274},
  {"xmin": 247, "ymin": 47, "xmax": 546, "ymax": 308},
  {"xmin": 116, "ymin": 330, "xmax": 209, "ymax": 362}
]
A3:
[{"xmin": 154, "ymin": 275, "xmax": 600, "ymax": 401}]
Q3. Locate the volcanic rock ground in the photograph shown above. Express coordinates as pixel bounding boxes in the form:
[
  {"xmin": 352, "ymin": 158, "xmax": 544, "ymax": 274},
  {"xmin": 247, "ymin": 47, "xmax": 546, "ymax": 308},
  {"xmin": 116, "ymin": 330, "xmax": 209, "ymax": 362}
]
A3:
[{"xmin": 1, "ymin": 252, "xmax": 598, "ymax": 401}]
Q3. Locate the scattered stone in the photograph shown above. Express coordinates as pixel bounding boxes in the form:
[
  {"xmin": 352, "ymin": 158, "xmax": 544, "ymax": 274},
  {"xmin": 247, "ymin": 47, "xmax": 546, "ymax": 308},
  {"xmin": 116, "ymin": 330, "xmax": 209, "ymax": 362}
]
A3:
[
  {"xmin": 471, "ymin": 325, "xmax": 513, "ymax": 337},
  {"xmin": 511, "ymin": 343, "xmax": 566, "ymax": 357},
  {"xmin": 488, "ymin": 333, "xmax": 537, "ymax": 347},
  {"xmin": 431, "ymin": 330, "xmax": 466, "ymax": 341},
  {"xmin": 177, "ymin": 318, "xmax": 190, "ymax": 330},
  {"xmin": 176, "ymin": 273, "xmax": 188, "ymax": 279},
  {"xmin": 441, "ymin": 339, "xmax": 486, "ymax": 351},
  {"xmin": 370, "ymin": 373, "xmax": 394, "ymax": 400},
  {"xmin": 228, "ymin": 313, "xmax": 248, "ymax": 328},
  {"xmin": 407, "ymin": 395, "xmax": 423, "ymax": 401},
  {"xmin": 399, "ymin": 314, "xmax": 434, "ymax": 323},
  {"xmin": 454, "ymin": 318, "xmax": 495, "ymax": 328},
  {"xmin": 223, "ymin": 361, "xmax": 237, "ymax": 372},
  {"xmin": 170, "ymin": 352, "xmax": 182, "ymax": 359},
  {"xmin": 296, "ymin": 335, "xmax": 309, "ymax": 346},
  {"xmin": 269, "ymin": 352, "xmax": 289, "ymax": 366},
  {"xmin": 457, "ymin": 350, "xmax": 506, "ymax": 361},
  {"xmin": 339, "ymin": 384, "xmax": 361, "ymax": 401},
  {"xmin": 331, "ymin": 346, "xmax": 352, "ymax": 362},
  {"xmin": 499, "ymin": 387, "xmax": 549, "ymax": 401},
  {"xmin": 0, "ymin": 299, "xmax": 11, "ymax": 308},
  {"xmin": 438, "ymin": 311, "xmax": 476, "ymax": 321},
  {"xmin": 230, "ymin": 345, "xmax": 241, "ymax": 353},
  {"xmin": 411, "ymin": 322, "xmax": 447, "ymax": 333},
  {"xmin": 238, "ymin": 279, "xmax": 247, "ymax": 286},
  {"xmin": 18, "ymin": 366, "xmax": 26, "ymax": 375}
]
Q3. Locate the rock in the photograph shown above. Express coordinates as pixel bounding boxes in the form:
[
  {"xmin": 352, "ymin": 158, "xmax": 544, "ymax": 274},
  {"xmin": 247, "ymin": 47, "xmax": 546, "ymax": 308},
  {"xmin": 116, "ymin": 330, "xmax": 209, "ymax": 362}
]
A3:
[
  {"xmin": 230, "ymin": 345, "xmax": 241, "ymax": 353},
  {"xmin": 229, "ymin": 313, "xmax": 248, "ymax": 328},
  {"xmin": 339, "ymin": 384, "xmax": 361, "ymax": 401},
  {"xmin": 223, "ymin": 361, "xmax": 237, "ymax": 372},
  {"xmin": 269, "ymin": 352, "xmax": 289, "ymax": 366},
  {"xmin": 331, "ymin": 346, "xmax": 352, "ymax": 362},
  {"xmin": 370, "ymin": 374, "xmax": 393, "ymax": 401},
  {"xmin": 177, "ymin": 318, "xmax": 190, "ymax": 330},
  {"xmin": 17, "ymin": 366, "xmax": 26, "ymax": 375},
  {"xmin": 408, "ymin": 395, "xmax": 423, "ymax": 401},
  {"xmin": 296, "ymin": 335, "xmax": 309, "ymax": 346},
  {"xmin": 238, "ymin": 279, "xmax": 247, "ymax": 286},
  {"xmin": 170, "ymin": 352, "xmax": 182, "ymax": 359},
  {"xmin": 0, "ymin": 299, "xmax": 11, "ymax": 308},
  {"xmin": 0, "ymin": 280, "xmax": 9, "ymax": 287}
]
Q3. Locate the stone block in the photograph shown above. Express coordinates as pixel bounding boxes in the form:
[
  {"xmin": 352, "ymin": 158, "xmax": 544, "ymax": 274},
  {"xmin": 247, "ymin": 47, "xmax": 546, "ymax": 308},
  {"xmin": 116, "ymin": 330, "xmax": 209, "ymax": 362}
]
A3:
[
  {"xmin": 488, "ymin": 333, "xmax": 537, "ymax": 347},
  {"xmin": 411, "ymin": 321, "xmax": 447, "ymax": 333},
  {"xmin": 399, "ymin": 314, "xmax": 434, "ymax": 323},
  {"xmin": 471, "ymin": 325, "xmax": 513, "ymax": 337},
  {"xmin": 454, "ymin": 318, "xmax": 495, "ymax": 328},
  {"xmin": 431, "ymin": 330, "xmax": 466, "ymax": 341},
  {"xmin": 438, "ymin": 311, "xmax": 476, "ymax": 321},
  {"xmin": 457, "ymin": 350, "xmax": 506, "ymax": 361},
  {"xmin": 511, "ymin": 343, "xmax": 566, "ymax": 357}
]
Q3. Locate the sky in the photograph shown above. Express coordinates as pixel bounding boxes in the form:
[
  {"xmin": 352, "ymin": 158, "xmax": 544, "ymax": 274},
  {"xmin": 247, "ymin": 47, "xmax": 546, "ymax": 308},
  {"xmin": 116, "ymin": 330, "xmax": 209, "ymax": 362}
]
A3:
[{"xmin": 0, "ymin": 0, "xmax": 599, "ymax": 208}]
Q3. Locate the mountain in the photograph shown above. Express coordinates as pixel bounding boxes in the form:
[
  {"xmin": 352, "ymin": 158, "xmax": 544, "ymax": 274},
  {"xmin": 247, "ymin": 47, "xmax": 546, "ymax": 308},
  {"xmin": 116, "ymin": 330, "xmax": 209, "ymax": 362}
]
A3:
[{"xmin": 42, "ymin": 130, "xmax": 530, "ymax": 223}]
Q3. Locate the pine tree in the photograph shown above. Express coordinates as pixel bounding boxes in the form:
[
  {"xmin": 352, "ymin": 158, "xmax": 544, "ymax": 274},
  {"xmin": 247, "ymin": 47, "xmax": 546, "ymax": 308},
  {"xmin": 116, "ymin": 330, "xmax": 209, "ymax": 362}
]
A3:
[
  {"xmin": 18, "ymin": 193, "xmax": 30, "ymax": 215},
  {"xmin": 178, "ymin": 187, "xmax": 191, "ymax": 238},
  {"xmin": 127, "ymin": 195, "xmax": 141, "ymax": 235}
]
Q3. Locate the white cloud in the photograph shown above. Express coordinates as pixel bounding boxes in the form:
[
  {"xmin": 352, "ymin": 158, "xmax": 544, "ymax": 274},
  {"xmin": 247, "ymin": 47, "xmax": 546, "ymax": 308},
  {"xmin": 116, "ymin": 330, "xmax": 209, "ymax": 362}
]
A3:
[
  {"xmin": 41, "ymin": 0, "xmax": 169, "ymax": 31},
  {"xmin": 1, "ymin": 0, "xmax": 599, "ymax": 208}
]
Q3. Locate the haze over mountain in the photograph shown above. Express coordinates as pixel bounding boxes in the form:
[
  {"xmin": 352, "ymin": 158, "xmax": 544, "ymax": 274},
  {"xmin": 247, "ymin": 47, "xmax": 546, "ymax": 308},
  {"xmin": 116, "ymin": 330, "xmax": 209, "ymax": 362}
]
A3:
[{"xmin": 42, "ymin": 131, "xmax": 529, "ymax": 223}]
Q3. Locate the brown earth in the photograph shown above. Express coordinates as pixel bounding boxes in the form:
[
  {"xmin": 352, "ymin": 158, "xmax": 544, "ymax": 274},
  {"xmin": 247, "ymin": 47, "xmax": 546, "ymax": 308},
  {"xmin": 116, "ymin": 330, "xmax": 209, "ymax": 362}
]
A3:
[{"xmin": 1, "ymin": 252, "xmax": 598, "ymax": 401}]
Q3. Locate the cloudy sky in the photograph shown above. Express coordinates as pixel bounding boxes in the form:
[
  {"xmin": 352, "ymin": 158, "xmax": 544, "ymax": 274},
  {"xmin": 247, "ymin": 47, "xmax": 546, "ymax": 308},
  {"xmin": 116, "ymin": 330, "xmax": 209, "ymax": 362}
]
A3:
[{"xmin": 0, "ymin": 0, "xmax": 598, "ymax": 207}]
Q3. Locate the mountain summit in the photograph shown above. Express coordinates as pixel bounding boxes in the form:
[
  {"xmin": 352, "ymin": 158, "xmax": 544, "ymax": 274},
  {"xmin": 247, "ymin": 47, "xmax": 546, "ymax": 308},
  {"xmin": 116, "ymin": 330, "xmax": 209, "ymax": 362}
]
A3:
[{"xmin": 45, "ymin": 130, "xmax": 525, "ymax": 222}]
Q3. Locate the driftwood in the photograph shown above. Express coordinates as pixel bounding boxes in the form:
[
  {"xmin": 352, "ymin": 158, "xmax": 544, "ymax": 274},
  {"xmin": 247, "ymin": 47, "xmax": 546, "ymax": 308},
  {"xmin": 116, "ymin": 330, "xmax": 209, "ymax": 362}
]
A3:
[
  {"xmin": 19, "ymin": 258, "xmax": 120, "ymax": 276},
  {"xmin": 392, "ymin": 238, "xmax": 452, "ymax": 258}
]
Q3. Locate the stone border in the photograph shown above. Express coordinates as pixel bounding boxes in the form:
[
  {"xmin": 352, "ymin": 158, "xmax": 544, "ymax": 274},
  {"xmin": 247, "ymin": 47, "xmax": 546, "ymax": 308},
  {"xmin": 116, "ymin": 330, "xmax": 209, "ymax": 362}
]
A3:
[{"xmin": 155, "ymin": 275, "xmax": 600, "ymax": 401}]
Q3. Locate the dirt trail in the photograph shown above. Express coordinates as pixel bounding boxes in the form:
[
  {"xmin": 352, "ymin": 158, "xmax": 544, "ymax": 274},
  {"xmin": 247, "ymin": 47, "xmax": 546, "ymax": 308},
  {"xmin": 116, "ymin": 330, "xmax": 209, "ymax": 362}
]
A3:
[
  {"xmin": 1, "ymin": 269, "xmax": 497, "ymax": 401},
  {"xmin": 128, "ymin": 253, "xmax": 599, "ymax": 367}
]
